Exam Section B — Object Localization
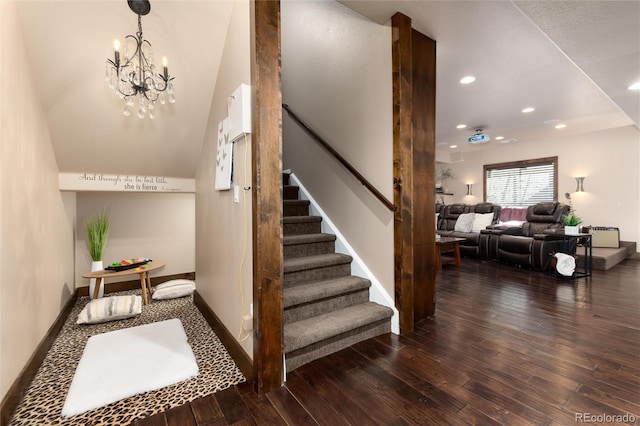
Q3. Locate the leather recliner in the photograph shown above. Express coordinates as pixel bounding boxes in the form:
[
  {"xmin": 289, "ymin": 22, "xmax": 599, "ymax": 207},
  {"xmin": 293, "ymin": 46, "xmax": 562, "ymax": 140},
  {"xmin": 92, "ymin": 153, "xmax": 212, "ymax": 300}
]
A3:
[
  {"xmin": 480, "ymin": 202, "xmax": 571, "ymax": 270},
  {"xmin": 437, "ymin": 202, "xmax": 502, "ymax": 257}
]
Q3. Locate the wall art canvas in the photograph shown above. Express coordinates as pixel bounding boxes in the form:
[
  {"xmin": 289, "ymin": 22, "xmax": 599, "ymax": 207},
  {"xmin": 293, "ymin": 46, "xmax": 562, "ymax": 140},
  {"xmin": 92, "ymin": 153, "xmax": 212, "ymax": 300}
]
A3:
[{"xmin": 215, "ymin": 117, "xmax": 233, "ymax": 190}]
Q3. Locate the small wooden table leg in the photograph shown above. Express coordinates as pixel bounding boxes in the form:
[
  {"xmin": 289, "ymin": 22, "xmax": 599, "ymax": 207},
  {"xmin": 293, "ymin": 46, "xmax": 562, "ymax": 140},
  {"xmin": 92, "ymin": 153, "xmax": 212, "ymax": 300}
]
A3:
[
  {"xmin": 145, "ymin": 272, "xmax": 153, "ymax": 299},
  {"xmin": 139, "ymin": 273, "xmax": 148, "ymax": 305},
  {"xmin": 453, "ymin": 243, "xmax": 461, "ymax": 268},
  {"xmin": 435, "ymin": 249, "xmax": 442, "ymax": 270},
  {"xmin": 93, "ymin": 277, "xmax": 103, "ymax": 299}
]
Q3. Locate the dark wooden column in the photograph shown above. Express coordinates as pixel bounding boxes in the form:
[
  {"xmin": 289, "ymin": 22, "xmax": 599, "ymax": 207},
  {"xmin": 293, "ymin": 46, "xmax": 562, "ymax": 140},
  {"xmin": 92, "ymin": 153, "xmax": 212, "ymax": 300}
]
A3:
[
  {"xmin": 411, "ymin": 29, "xmax": 437, "ymax": 319},
  {"xmin": 250, "ymin": 0, "xmax": 284, "ymax": 394},
  {"xmin": 391, "ymin": 12, "xmax": 414, "ymax": 333}
]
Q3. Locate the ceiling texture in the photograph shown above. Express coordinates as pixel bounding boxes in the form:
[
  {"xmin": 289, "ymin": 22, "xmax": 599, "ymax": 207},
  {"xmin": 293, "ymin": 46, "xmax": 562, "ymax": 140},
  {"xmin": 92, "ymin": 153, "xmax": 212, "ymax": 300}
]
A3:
[{"xmin": 16, "ymin": 1, "xmax": 640, "ymax": 177}]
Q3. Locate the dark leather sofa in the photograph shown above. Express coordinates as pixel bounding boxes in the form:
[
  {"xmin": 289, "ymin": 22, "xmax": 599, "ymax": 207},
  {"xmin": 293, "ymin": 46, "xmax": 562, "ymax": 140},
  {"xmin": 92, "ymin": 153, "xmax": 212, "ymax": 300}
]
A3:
[
  {"xmin": 479, "ymin": 201, "xmax": 571, "ymax": 270},
  {"xmin": 436, "ymin": 203, "xmax": 502, "ymax": 257}
]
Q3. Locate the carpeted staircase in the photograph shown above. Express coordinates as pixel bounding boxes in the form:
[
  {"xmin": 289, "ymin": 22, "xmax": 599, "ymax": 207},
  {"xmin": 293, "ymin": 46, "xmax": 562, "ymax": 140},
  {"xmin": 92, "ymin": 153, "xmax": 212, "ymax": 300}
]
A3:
[{"xmin": 282, "ymin": 173, "xmax": 393, "ymax": 372}]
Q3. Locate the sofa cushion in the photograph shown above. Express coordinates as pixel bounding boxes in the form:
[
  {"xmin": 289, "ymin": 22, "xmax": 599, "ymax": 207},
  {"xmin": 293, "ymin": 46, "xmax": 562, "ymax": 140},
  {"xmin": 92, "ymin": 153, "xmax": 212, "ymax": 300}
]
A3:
[
  {"xmin": 454, "ymin": 213, "xmax": 475, "ymax": 232},
  {"xmin": 450, "ymin": 231, "xmax": 481, "ymax": 245},
  {"xmin": 471, "ymin": 213, "xmax": 495, "ymax": 233},
  {"xmin": 500, "ymin": 207, "xmax": 528, "ymax": 223},
  {"xmin": 449, "ymin": 204, "xmax": 467, "ymax": 215},
  {"xmin": 474, "ymin": 203, "xmax": 494, "ymax": 214},
  {"xmin": 533, "ymin": 202, "xmax": 556, "ymax": 215}
]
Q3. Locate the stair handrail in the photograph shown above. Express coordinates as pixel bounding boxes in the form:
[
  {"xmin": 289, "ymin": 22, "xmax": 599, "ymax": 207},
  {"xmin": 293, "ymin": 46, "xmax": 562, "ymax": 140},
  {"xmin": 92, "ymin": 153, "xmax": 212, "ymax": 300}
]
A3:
[{"xmin": 283, "ymin": 104, "xmax": 395, "ymax": 211}]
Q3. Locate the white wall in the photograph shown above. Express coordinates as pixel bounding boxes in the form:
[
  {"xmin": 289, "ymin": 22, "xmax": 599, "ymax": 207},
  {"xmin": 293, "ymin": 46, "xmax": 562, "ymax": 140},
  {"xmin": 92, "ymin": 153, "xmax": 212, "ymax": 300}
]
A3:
[
  {"xmin": 0, "ymin": 0, "xmax": 75, "ymax": 398},
  {"xmin": 74, "ymin": 192, "xmax": 196, "ymax": 289},
  {"xmin": 281, "ymin": 0, "xmax": 394, "ymax": 298},
  {"xmin": 195, "ymin": 0, "xmax": 252, "ymax": 358},
  {"xmin": 443, "ymin": 125, "xmax": 640, "ymax": 249}
]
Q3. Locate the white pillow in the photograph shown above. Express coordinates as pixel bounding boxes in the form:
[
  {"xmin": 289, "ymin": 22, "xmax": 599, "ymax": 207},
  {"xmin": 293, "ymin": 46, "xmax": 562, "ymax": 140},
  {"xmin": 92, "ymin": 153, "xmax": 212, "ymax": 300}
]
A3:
[
  {"xmin": 454, "ymin": 213, "xmax": 475, "ymax": 233},
  {"xmin": 77, "ymin": 295, "xmax": 142, "ymax": 324},
  {"xmin": 152, "ymin": 279, "xmax": 196, "ymax": 300},
  {"xmin": 435, "ymin": 213, "xmax": 440, "ymax": 230},
  {"xmin": 471, "ymin": 213, "xmax": 495, "ymax": 232}
]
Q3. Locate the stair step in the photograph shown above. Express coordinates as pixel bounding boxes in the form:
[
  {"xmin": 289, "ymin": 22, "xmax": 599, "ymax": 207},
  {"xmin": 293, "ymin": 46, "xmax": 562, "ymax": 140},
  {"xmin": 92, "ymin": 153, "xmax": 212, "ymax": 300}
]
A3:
[
  {"xmin": 284, "ymin": 302, "xmax": 393, "ymax": 371},
  {"xmin": 283, "ymin": 172, "xmax": 291, "ymax": 185},
  {"xmin": 283, "ymin": 276, "xmax": 371, "ymax": 323},
  {"xmin": 284, "ymin": 253, "xmax": 352, "ymax": 287},
  {"xmin": 283, "ymin": 185, "xmax": 299, "ymax": 200},
  {"xmin": 284, "ymin": 199, "xmax": 310, "ymax": 216},
  {"xmin": 284, "ymin": 233, "xmax": 336, "ymax": 259},
  {"xmin": 283, "ymin": 216, "xmax": 322, "ymax": 236}
]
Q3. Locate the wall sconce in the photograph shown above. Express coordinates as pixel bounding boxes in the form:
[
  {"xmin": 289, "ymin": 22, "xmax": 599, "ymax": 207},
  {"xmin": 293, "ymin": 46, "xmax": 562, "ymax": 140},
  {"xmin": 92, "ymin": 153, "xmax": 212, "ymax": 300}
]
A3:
[
  {"xmin": 575, "ymin": 176, "xmax": 585, "ymax": 192},
  {"xmin": 466, "ymin": 184, "xmax": 473, "ymax": 196}
]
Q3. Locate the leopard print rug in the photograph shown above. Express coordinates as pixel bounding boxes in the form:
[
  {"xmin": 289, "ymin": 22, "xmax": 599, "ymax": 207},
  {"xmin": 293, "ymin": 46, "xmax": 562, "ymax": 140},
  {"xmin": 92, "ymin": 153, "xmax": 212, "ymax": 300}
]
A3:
[{"xmin": 10, "ymin": 290, "xmax": 246, "ymax": 425}]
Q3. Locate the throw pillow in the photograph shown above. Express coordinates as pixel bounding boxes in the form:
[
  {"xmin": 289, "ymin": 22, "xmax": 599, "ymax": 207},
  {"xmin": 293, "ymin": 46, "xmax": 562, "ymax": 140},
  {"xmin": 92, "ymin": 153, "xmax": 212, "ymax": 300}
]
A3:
[
  {"xmin": 471, "ymin": 213, "xmax": 495, "ymax": 232},
  {"xmin": 435, "ymin": 213, "xmax": 440, "ymax": 230},
  {"xmin": 77, "ymin": 295, "xmax": 142, "ymax": 325},
  {"xmin": 152, "ymin": 279, "xmax": 196, "ymax": 300},
  {"xmin": 454, "ymin": 213, "xmax": 475, "ymax": 233}
]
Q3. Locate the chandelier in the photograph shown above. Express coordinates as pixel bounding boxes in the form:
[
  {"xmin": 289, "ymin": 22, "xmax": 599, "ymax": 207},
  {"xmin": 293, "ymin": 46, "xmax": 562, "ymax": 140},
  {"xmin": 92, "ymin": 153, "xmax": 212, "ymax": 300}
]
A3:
[{"xmin": 105, "ymin": 0, "xmax": 175, "ymax": 119}]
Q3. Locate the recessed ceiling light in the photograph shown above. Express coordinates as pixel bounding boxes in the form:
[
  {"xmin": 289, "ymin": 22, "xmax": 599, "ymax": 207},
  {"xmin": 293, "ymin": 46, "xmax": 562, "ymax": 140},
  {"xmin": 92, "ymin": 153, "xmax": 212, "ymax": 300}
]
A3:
[
  {"xmin": 450, "ymin": 145, "xmax": 458, "ymax": 149},
  {"xmin": 555, "ymin": 123, "xmax": 567, "ymax": 129},
  {"xmin": 501, "ymin": 139, "xmax": 518, "ymax": 144},
  {"xmin": 628, "ymin": 82, "xmax": 640, "ymax": 90},
  {"xmin": 495, "ymin": 136, "xmax": 504, "ymax": 140},
  {"xmin": 437, "ymin": 141, "xmax": 448, "ymax": 145},
  {"xmin": 460, "ymin": 76, "xmax": 476, "ymax": 84},
  {"xmin": 522, "ymin": 107, "xmax": 535, "ymax": 113},
  {"xmin": 456, "ymin": 124, "xmax": 467, "ymax": 129}
]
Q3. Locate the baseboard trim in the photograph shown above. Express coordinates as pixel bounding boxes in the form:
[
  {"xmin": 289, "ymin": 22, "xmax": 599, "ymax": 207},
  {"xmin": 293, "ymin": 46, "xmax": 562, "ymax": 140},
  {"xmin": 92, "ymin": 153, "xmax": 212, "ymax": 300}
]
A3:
[
  {"xmin": 76, "ymin": 271, "xmax": 196, "ymax": 297},
  {"xmin": 0, "ymin": 291, "xmax": 77, "ymax": 426},
  {"xmin": 193, "ymin": 291, "xmax": 253, "ymax": 380}
]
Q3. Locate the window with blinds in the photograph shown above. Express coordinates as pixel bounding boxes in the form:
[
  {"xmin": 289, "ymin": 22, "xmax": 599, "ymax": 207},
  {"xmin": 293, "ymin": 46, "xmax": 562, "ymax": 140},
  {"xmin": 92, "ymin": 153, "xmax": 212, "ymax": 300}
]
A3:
[{"xmin": 484, "ymin": 157, "xmax": 557, "ymax": 207}]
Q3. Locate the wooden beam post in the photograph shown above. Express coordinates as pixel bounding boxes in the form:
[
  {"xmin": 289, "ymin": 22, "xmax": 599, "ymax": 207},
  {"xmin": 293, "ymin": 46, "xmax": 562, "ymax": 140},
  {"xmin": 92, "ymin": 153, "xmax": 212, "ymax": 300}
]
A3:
[
  {"xmin": 251, "ymin": 0, "xmax": 284, "ymax": 394},
  {"xmin": 411, "ymin": 29, "xmax": 437, "ymax": 319},
  {"xmin": 391, "ymin": 12, "xmax": 415, "ymax": 334}
]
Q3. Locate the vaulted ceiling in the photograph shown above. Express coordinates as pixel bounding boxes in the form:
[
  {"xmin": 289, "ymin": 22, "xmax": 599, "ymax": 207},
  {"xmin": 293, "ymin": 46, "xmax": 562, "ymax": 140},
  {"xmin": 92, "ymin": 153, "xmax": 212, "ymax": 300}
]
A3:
[{"xmin": 15, "ymin": 1, "xmax": 639, "ymax": 178}]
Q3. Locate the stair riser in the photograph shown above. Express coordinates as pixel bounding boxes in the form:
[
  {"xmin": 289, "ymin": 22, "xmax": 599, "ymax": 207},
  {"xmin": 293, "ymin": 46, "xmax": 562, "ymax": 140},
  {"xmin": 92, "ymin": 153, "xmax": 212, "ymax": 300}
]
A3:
[
  {"xmin": 284, "ymin": 241, "xmax": 336, "ymax": 259},
  {"xmin": 285, "ymin": 320, "xmax": 391, "ymax": 372},
  {"xmin": 284, "ymin": 222, "xmax": 321, "ymax": 236},
  {"xmin": 284, "ymin": 264, "xmax": 351, "ymax": 287},
  {"xmin": 283, "ymin": 186, "xmax": 299, "ymax": 200},
  {"xmin": 284, "ymin": 202, "xmax": 310, "ymax": 216},
  {"xmin": 284, "ymin": 290, "xmax": 370, "ymax": 324}
]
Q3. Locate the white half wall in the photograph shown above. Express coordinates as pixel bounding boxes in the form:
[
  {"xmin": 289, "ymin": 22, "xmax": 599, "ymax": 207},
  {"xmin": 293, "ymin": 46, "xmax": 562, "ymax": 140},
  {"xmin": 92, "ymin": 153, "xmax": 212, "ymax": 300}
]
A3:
[
  {"xmin": 443, "ymin": 125, "xmax": 640, "ymax": 249},
  {"xmin": 281, "ymin": 0, "xmax": 394, "ymax": 299}
]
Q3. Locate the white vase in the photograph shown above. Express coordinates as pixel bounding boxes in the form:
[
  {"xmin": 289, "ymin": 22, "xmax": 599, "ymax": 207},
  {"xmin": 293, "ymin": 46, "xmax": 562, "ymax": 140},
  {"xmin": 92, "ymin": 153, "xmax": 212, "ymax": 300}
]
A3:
[
  {"xmin": 89, "ymin": 260, "xmax": 104, "ymax": 299},
  {"xmin": 564, "ymin": 225, "xmax": 579, "ymax": 235}
]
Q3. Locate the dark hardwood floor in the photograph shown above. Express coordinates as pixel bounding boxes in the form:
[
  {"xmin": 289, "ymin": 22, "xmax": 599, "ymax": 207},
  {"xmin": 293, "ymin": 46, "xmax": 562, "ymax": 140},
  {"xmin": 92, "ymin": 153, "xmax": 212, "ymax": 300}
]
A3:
[{"xmin": 134, "ymin": 258, "xmax": 640, "ymax": 425}]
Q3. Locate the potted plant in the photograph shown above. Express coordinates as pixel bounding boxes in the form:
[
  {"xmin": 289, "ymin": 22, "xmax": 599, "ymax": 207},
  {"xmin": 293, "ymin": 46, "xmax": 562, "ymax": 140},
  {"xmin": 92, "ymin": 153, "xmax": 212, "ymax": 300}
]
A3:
[
  {"xmin": 563, "ymin": 212, "xmax": 581, "ymax": 235},
  {"xmin": 85, "ymin": 210, "xmax": 109, "ymax": 298}
]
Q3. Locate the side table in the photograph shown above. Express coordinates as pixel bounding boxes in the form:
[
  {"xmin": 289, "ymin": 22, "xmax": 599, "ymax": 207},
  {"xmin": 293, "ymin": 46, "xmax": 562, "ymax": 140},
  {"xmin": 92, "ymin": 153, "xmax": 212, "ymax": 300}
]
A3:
[
  {"xmin": 550, "ymin": 233, "xmax": 592, "ymax": 278},
  {"xmin": 82, "ymin": 260, "xmax": 166, "ymax": 304}
]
